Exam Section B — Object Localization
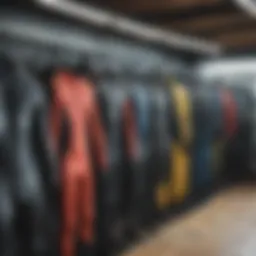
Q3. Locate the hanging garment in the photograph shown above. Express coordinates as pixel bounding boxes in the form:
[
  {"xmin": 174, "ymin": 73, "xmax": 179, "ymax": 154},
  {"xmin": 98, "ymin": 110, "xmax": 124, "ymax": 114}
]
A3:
[
  {"xmin": 0, "ymin": 56, "xmax": 57, "ymax": 256},
  {"xmin": 96, "ymin": 80, "xmax": 128, "ymax": 255},
  {"xmin": 153, "ymin": 85, "xmax": 171, "ymax": 213},
  {"xmin": 130, "ymin": 84, "xmax": 153, "ymax": 226},
  {"xmin": 222, "ymin": 89, "xmax": 237, "ymax": 139},
  {"xmin": 159, "ymin": 83, "xmax": 192, "ymax": 207},
  {"xmin": 192, "ymin": 88, "xmax": 220, "ymax": 190},
  {"xmin": 206, "ymin": 88, "xmax": 224, "ymax": 181},
  {"xmin": 219, "ymin": 88, "xmax": 238, "ymax": 181},
  {"xmin": 0, "ymin": 79, "xmax": 17, "ymax": 256},
  {"xmin": 49, "ymin": 71, "xmax": 107, "ymax": 256},
  {"xmin": 225, "ymin": 87, "xmax": 249, "ymax": 180},
  {"xmin": 121, "ymin": 97, "xmax": 140, "ymax": 237}
]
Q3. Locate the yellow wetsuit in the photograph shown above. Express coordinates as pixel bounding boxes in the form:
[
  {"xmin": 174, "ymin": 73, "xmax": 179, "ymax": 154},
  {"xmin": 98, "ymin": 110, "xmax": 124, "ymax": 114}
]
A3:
[{"xmin": 156, "ymin": 83, "xmax": 193, "ymax": 209}]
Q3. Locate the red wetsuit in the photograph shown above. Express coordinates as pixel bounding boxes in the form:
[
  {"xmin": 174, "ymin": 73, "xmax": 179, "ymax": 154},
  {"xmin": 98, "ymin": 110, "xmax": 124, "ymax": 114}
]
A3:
[{"xmin": 50, "ymin": 71, "xmax": 107, "ymax": 256}]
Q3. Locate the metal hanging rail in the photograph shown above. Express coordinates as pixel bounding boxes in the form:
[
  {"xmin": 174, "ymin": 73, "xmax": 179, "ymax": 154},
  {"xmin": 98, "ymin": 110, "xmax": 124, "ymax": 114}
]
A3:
[
  {"xmin": 0, "ymin": 11, "xmax": 186, "ymax": 76},
  {"xmin": 34, "ymin": 0, "xmax": 223, "ymax": 55}
]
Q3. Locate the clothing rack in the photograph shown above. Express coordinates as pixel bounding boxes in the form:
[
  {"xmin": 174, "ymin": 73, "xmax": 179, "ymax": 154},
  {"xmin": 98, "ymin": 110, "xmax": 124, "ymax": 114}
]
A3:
[{"xmin": 34, "ymin": 0, "xmax": 222, "ymax": 56}]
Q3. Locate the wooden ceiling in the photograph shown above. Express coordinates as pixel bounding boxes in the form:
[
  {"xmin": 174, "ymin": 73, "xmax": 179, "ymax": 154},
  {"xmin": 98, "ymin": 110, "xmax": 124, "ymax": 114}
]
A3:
[{"xmin": 84, "ymin": 0, "xmax": 256, "ymax": 51}]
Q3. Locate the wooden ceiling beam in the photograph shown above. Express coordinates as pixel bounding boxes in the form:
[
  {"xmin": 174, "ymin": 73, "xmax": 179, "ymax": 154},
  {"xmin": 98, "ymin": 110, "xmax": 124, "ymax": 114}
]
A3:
[
  {"xmin": 163, "ymin": 13, "xmax": 249, "ymax": 33},
  {"xmin": 202, "ymin": 21, "xmax": 256, "ymax": 37},
  {"xmin": 213, "ymin": 29, "xmax": 256, "ymax": 48},
  {"xmin": 137, "ymin": 1, "xmax": 232, "ymax": 22},
  {"xmin": 103, "ymin": 0, "xmax": 223, "ymax": 13}
]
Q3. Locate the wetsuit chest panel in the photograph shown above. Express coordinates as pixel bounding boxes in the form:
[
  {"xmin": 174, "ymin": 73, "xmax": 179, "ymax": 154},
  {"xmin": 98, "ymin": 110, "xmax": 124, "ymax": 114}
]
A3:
[{"xmin": 52, "ymin": 74, "xmax": 91, "ymax": 164}]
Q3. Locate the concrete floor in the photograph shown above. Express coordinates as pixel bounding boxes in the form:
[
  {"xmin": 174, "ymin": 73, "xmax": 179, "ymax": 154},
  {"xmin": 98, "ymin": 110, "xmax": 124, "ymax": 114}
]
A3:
[{"xmin": 122, "ymin": 184, "xmax": 256, "ymax": 256}]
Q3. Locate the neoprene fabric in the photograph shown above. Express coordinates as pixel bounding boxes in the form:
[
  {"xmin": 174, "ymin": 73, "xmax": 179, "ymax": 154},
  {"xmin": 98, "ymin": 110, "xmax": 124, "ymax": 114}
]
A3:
[
  {"xmin": 169, "ymin": 83, "xmax": 192, "ymax": 204},
  {"xmin": 130, "ymin": 85, "xmax": 152, "ymax": 225},
  {"xmin": 0, "ymin": 56, "xmax": 57, "ymax": 256},
  {"xmin": 0, "ymin": 50, "xmax": 255, "ymax": 256},
  {"xmin": 96, "ymin": 81, "xmax": 127, "ymax": 255},
  {"xmin": 153, "ymin": 86, "xmax": 171, "ymax": 213},
  {"xmin": 192, "ymin": 88, "xmax": 220, "ymax": 190},
  {"xmin": 50, "ymin": 71, "xmax": 107, "ymax": 256},
  {"xmin": 122, "ymin": 98, "xmax": 139, "ymax": 237}
]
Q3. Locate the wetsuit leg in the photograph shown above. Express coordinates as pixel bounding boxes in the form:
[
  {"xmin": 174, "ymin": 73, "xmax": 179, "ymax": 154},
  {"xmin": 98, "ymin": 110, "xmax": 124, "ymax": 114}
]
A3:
[
  {"xmin": 97, "ymin": 168, "xmax": 124, "ymax": 255},
  {"xmin": 16, "ymin": 169, "xmax": 50, "ymax": 256},
  {"xmin": 61, "ymin": 166, "xmax": 78, "ymax": 256},
  {"xmin": 80, "ymin": 169, "xmax": 95, "ymax": 256}
]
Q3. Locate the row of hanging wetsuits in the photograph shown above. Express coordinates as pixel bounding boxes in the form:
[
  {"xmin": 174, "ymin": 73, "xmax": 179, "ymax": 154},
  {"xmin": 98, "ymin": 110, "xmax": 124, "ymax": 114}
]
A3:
[{"xmin": 0, "ymin": 55, "xmax": 253, "ymax": 256}]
